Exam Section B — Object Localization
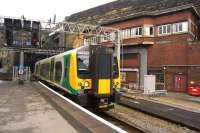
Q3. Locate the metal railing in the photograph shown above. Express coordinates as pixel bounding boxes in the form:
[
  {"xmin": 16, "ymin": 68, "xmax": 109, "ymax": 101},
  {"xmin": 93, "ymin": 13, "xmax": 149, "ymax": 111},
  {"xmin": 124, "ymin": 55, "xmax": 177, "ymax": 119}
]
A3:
[{"xmin": 12, "ymin": 66, "xmax": 31, "ymax": 81}]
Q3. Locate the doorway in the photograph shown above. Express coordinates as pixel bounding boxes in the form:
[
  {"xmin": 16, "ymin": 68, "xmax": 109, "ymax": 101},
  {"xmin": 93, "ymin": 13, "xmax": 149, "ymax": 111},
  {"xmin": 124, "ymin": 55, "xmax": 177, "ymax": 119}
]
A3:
[{"xmin": 174, "ymin": 75, "xmax": 187, "ymax": 92}]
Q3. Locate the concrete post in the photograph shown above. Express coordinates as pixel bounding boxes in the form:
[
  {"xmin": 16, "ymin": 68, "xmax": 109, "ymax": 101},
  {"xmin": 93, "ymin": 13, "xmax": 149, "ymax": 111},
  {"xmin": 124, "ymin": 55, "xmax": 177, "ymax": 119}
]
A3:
[
  {"xmin": 139, "ymin": 49, "xmax": 148, "ymax": 90},
  {"xmin": 115, "ymin": 30, "xmax": 121, "ymax": 62},
  {"xmin": 19, "ymin": 50, "xmax": 24, "ymax": 81},
  {"xmin": 19, "ymin": 50, "xmax": 24, "ymax": 70},
  {"xmin": 12, "ymin": 66, "xmax": 15, "ymax": 81},
  {"xmin": 121, "ymin": 46, "xmax": 147, "ymax": 90}
]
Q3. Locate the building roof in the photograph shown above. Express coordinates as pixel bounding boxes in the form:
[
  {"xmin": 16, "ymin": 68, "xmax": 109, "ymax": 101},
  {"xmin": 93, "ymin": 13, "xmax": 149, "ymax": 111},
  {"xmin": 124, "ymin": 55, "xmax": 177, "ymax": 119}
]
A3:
[{"xmin": 66, "ymin": 0, "xmax": 200, "ymax": 25}]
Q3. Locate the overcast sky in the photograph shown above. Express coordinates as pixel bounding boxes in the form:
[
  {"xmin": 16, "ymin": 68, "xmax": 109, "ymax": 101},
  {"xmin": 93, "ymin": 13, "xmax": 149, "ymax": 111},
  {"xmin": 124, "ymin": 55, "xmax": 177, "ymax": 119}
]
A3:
[{"xmin": 0, "ymin": 0, "xmax": 115, "ymax": 22}]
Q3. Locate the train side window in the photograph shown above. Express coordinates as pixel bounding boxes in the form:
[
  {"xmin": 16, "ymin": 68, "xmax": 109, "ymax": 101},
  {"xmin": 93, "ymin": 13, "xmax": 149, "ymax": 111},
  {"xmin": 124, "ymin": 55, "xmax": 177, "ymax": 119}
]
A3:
[
  {"xmin": 37, "ymin": 64, "xmax": 41, "ymax": 75},
  {"xmin": 40, "ymin": 64, "xmax": 45, "ymax": 77},
  {"xmin": 45, "ymin": 63, "xmax": 50, "ymax": 79},
  {"xmin": 40, "ymin": 63, "xmax": 50, "ymax": 79},
  {"xmin": 35, "ymin": 64, "xmax": 38, "ymax": 74},
  {"xmin": 50, "ymin": 58, "xmax": 55, "ymax": 81},
  {"xmin": 55, "ymin": 62, "xmax": 62, "ymax": 83}
]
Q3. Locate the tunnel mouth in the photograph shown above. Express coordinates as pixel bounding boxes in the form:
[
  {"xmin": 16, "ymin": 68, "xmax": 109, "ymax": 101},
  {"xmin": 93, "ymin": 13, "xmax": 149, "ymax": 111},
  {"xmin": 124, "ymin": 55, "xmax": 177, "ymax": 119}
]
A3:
[{"xmin": 0, "ymin": 60, "xmax": 2, "ymax": 69}]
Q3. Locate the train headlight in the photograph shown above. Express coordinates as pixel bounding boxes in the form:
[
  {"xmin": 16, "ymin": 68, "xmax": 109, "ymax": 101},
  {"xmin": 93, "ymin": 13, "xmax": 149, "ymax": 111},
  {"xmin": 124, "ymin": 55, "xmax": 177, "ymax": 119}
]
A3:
[{"xmin": 84, "ymin": 81, "xmax": 89, "ymax": 87}]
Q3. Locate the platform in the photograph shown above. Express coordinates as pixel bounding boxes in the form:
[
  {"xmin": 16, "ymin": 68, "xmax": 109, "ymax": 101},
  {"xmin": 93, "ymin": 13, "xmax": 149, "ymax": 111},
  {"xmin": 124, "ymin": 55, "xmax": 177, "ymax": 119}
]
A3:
[
  {"xmin": 120, "ymin": 97, "xmax": 200, "ymax": 131},
  {"xmin": 0, "ymin": 81, "xmax": 123, "ymax": 133}
]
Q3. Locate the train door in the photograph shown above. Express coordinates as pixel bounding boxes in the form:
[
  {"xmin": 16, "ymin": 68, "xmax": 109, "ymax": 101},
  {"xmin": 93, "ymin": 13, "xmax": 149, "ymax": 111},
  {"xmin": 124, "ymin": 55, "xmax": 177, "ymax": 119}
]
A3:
[{"xmin": 174, "ymin": 75, "xmax": 186, "ymax": 92}]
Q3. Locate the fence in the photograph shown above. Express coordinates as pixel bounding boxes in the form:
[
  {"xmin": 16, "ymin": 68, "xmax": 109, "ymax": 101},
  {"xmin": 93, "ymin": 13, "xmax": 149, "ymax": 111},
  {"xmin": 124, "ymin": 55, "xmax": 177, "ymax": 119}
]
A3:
[{"xmin": 12, "ymin": 66, "xmax": 31, "ymax": 81}]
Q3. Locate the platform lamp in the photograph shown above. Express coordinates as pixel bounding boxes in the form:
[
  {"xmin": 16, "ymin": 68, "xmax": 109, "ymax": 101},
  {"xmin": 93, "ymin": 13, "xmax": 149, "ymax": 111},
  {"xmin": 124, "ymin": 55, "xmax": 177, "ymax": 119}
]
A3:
[
  {"xmin": 163, "ymin": 66, "xmax": 167, "ymax": 91},
  {"xmin": 18, "ymin": 17, "xmax": 26, "ymax": 83}
]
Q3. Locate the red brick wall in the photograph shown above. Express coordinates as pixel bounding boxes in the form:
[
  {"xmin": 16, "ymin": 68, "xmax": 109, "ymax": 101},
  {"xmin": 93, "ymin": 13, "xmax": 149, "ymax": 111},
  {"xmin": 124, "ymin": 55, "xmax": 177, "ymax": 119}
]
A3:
[
  {"xmin": 121, "ymin": 53, "xmax": 140, "ymax": 68},
  {"xmin": 148, "ymin": 43, "xmax": 200, "ymax": 66},
  {"xmin": 155, "ymin": 34, "xmax": 189, "ymax": 44},
  {"xmin": 188, "ymin": 44, "xmax": 200, "ymax": 64},
  {"xmin": 108, "ymin": 17, "xmax": 154, "ymax": 29},
  {"xmin": 108, "ymin": 10, "xmax": 197, "ymax": 36},
  {"xmin": 126, "ymin": 72, "xmax": 138, "ymax": 83},
  {"xmin": 165, "ymin": 67, "xmax": 187, "ymax": 91},
  {"xmin": 165, "ymin": 66, "xmax": 200, "ymax": 92},
  {"xmin": 105, "ymin": 10, "xmax": 200, "ymax": 92},
  {"xmin": 123, "ymin": 37, "xmax": 154, "ymax": 45},
  {"xmin": 148, "ymin": 43, "xmax": 188, "ymax": 66}
]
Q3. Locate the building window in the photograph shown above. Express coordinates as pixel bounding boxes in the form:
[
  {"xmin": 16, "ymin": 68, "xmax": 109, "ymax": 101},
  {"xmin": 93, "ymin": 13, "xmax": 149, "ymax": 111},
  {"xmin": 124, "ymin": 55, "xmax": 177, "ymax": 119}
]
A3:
[
  {"xmin": 158, "ymin": 24, "xmax": 171, "ymax": 35},
  {"xmin": 131, "ymin": 27, "xmax": 143, "ymax": 37},
  {"xmin": 144, "ymin": 26, "xmax": 154, "ymax": 36},
  {"xmin": 101, "ymin": 32, "xmax": 112, "ymax": 42},
  {"xmin": 122, "ymin": 29, "xmax": 131, "ymax": 39},
  {"xmin": 173, "ymin": 21, "xmax": 188, "ymax": 33}
]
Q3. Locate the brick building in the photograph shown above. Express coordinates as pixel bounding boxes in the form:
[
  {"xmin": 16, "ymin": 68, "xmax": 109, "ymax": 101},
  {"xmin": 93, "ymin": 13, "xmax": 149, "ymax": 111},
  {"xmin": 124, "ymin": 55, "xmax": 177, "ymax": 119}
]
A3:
[{"xmin": 66, "ymin": 0, "xmax": 200, "ymax": 92}]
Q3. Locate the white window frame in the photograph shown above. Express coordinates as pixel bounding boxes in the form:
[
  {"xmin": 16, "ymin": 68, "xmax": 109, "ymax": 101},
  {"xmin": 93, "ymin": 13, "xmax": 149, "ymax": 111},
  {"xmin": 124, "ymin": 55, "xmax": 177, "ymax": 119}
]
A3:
[
  {"xmin": 173, "ymin": 21, "xmax": 188, "ymax": 33},
  {"xmin": 131, "ymin": 26, "xmax": 143, "ymax": 37},
  {"xmin": 100, "ymin": 32, "xmax": 111, "ymax": 42},
  {"xmin": 158, "ymin": 24, "xmax": 171, "ymax": 35},
  {"xmin": 122, "ymin": 28, "xmax": 131, "ymax": 39},
  {"xmin": 121, "ymin": 29, "xmax": 124, "ymax": 39},
  {"xmin": 144, "ymin": 25, "xmax": 154, "ymax": 36}
]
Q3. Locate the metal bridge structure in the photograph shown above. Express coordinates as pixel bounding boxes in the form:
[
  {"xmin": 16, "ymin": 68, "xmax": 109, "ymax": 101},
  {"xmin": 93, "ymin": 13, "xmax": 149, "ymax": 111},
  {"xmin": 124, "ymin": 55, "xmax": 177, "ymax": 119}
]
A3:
[
  {"xmin": 0, "ymin": 15, "xmax": 121, "ymax": 81},
  {"xmin": 0, "ymin": 15, "xmax": 121, "ymax": 56}
]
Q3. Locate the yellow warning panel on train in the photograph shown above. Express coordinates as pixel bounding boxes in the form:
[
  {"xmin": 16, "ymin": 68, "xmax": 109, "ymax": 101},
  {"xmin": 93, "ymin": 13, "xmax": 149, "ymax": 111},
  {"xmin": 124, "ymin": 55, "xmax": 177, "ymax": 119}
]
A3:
[{"xmin": 98, "ymin": 79, "xmax": 110, "ymax": 94}]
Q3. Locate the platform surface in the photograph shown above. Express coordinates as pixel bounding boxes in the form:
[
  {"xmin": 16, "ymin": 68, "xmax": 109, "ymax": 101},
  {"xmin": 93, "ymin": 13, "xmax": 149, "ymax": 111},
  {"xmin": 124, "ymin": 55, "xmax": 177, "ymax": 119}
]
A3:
[
  {"xmin": 0, "ymin": 81, "xmax": 120, "ymax": 133},
  {"xmin": 0, "ymin": 81, "xmax": 78, "ymax": 133}
]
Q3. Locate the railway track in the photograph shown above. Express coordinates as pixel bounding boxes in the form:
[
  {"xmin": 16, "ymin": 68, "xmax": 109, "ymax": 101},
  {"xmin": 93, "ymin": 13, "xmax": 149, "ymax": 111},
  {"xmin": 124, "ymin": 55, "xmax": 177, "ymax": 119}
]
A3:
[
  {"xmin": 118, "ymin": 95, "xmax": 199, "ymax": 133},
  {"xmin": 41, "ymin": 81, "xmax": 144, "ymax": 133},
  {"xmin": 39, "ymin": 81, "xmax": 198, "ymax": 133},
  {"xmin": 95, "ymin": 111, "xmax": 144, "ymax": 133}
]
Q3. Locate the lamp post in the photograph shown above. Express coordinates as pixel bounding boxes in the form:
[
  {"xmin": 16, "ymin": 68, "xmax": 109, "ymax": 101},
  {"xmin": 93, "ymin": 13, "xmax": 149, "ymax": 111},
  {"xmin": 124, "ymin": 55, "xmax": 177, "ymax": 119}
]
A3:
[
  {"xmin": 163, "ymin": 66, "xmax": 167, "ymax": 90},
  {"xmin": 18, "ymin": 19, "xmax": 26, "ymax": 83}
]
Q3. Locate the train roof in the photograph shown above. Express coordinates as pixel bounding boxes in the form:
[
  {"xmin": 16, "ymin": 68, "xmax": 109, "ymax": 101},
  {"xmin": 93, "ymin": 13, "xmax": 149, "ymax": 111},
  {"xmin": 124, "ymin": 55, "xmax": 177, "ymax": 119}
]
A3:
[
  {"xmin": 35, "ymin": 44, "xmax": 111, "ymax": 65},
  {"xmin": 35, "ymin": 45, "xmax": 86, "ymax": 65}
]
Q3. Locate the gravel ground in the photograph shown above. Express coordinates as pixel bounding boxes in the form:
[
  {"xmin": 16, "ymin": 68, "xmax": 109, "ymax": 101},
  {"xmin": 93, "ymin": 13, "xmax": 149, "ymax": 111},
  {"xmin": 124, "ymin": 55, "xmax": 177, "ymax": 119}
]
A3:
[{"xmin": 107, "ymin": 105, "xmax": 198, "ymax": 133}]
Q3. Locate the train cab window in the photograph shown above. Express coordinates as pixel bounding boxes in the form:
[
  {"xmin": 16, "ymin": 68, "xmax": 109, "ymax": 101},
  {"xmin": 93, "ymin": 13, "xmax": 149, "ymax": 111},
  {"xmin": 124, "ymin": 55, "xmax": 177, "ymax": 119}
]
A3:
[
  {"xmin": 77, "ymin": 49, "xmax": 90, "ymax": 78},
  {"xmin": 77, "ymin": 54, "xmax": 89, "ymax": 71},
  {"xmin": 55, "ymin": 62, "xmax": 62, "ymax": 82}
]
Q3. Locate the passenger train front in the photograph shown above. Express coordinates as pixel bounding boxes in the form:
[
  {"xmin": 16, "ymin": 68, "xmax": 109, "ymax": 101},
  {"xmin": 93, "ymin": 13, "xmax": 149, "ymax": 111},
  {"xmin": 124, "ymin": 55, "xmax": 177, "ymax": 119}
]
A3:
[{"xmin": 34, "ymin": 45, "xmax": 120, "ymax": 109}]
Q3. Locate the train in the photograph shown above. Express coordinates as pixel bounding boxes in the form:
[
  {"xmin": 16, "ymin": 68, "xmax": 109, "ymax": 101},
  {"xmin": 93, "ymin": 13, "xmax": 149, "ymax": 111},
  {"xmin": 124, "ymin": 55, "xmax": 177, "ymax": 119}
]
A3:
[{"xmin": 34, "ymin": 45, "xmax": 121, "ymax": 109}]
